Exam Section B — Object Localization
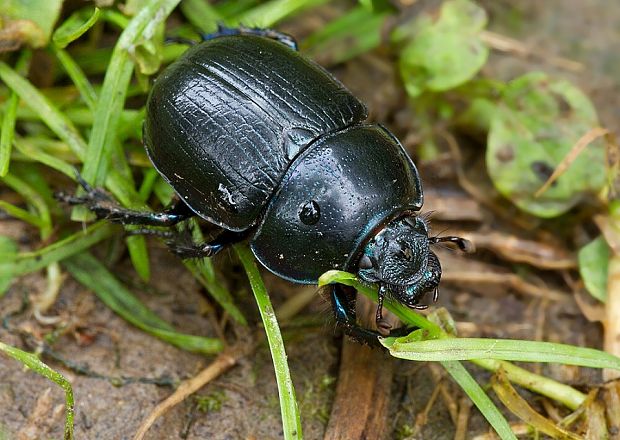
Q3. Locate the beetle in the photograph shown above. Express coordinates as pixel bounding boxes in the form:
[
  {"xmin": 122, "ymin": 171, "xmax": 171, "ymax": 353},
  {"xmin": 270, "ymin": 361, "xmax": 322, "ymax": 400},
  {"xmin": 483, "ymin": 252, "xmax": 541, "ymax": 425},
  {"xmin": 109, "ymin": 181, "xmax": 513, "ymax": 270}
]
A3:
[{"xmin": 59, "ymin": 26, "xmax": 472, "ymax": 344}]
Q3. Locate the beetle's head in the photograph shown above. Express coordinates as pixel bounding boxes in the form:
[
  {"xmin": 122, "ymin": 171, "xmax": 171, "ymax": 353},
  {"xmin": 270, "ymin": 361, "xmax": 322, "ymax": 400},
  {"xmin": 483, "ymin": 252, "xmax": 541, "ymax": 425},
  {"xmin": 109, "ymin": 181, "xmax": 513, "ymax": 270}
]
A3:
[{"xmin": 357, "ymin": 215, "xmax": 472, "ymax": 335}]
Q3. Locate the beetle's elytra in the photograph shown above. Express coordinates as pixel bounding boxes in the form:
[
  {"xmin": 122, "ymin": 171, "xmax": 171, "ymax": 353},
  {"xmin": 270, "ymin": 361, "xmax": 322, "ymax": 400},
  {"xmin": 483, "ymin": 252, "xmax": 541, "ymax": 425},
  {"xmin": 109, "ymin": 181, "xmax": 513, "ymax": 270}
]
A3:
[{"xmin": 61, "ymin": 27, "xmax": 471, "ymax": 344}]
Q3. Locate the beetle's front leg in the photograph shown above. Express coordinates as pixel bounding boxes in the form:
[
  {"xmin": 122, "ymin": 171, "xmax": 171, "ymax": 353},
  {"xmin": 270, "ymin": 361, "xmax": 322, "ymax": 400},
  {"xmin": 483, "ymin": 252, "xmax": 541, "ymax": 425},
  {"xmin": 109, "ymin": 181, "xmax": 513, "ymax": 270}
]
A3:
[
  {"xmin": 55, "ymin": 177, "xmax": 194, "ymax": 227},
  {"xmin": 330, "ymin": 284, "xmax": 416, "ymax": 346},
  {"xmin": 329, "ymin": 284, "xmax": 385, "ymax": 347}
]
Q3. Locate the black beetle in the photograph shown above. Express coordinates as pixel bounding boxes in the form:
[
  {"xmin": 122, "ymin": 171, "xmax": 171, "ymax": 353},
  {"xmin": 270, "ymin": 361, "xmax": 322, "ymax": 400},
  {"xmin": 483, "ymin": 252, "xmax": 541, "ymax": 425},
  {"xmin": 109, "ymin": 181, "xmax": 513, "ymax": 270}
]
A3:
[{"xmin": 60, "ymin": 27, "xmax": 471, "ymax": 344}]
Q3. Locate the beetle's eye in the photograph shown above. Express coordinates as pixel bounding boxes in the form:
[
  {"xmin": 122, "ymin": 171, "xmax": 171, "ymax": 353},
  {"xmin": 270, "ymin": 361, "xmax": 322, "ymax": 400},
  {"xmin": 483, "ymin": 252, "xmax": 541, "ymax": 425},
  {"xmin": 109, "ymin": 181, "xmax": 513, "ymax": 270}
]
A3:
[
  {"xmin": 299, "ymin": 200, "xmax": 320, "ymax": 225},
  {"xmin": 359, "ymin": 255, "xmax": 373, "ymax": 269}
]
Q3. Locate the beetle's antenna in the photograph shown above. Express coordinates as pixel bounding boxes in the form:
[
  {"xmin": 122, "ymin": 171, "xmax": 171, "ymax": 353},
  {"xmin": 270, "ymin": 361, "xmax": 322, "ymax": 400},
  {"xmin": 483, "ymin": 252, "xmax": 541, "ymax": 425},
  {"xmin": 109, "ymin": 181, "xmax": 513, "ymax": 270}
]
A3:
[{"xmin": 430, "ymin": 235, "xmax": 474, "ymax": 253}]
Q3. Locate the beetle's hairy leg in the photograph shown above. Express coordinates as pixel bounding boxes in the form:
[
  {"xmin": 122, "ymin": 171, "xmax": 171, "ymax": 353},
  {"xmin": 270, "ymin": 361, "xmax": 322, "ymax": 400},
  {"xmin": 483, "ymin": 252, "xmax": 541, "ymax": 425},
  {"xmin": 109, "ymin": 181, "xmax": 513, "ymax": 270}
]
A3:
[
  {"xmin": 165, "ymin": 228, "xmax": 248, "ymax": 259},
  {"xmin": 200, "ymin": 24, "xmax": 298, "ymax": 51},
  {"xmin": 329, "ymin": 284, "xmax": 384, "ymax": 347},
  {"xmin": 55, "ymin": 183, "xmax": 195, "ymax": 227}
]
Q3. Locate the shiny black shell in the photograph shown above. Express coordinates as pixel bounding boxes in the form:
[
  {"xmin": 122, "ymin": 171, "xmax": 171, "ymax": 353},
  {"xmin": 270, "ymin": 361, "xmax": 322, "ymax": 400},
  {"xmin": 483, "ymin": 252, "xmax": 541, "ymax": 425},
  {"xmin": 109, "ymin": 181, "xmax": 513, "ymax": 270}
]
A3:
[
  {"xmin": 143, "ymin": 34, "xmax": 424, "ymax": 283},
  {"xmin": 143, "ymin": 35, "xmax": 366, "ymax": 231},
  {"xmin": 251, "ymin": 125, "xmax": 423, "ymax": 283}
]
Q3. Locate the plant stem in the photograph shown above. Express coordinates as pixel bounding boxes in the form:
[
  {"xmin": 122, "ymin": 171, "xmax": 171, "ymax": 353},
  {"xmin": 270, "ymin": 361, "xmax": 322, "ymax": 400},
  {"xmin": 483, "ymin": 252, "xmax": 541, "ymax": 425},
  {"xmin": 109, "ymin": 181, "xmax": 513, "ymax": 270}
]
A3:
[{"xmin": 234, "ymin": 244, "xmax": 303, "ymax": 440}]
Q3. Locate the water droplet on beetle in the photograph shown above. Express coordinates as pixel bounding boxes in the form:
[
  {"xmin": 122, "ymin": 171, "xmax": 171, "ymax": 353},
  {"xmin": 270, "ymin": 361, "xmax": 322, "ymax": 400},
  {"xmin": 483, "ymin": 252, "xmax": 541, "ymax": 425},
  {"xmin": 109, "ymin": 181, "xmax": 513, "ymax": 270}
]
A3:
[{"xmin": 299, "ymin": 200, "xmax": 320, "ymax": 225}]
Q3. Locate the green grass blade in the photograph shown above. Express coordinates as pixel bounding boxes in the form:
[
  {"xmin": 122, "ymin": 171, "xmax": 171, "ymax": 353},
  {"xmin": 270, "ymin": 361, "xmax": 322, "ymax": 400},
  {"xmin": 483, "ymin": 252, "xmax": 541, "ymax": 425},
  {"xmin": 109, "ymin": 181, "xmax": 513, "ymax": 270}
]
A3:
[
  {"xmin": 185, "ymin": 261, "xmax": 248, "ymax": 325},
  {"xmin": 441, "ymin": 360, "xmax": 517, "ymax": 440},
  {"xmin": 2, "ymin": 172, "xmax": 52, "ymax": 238},
  {"xmin": 63, "ymin": 252, "xmax": 223, "ymax": 354},
  {"xmin": 81, "ymin": 0, "xmax": 181, "ymax": 188},
  {"xmin": 179, "ymin": 0, "xmax": 220, "ymax": 32},
  {"xmin": 388, "ymin": 337, "xmax": 620, "ymax": 370},
  {"xmin": 0, "ymin": 201, "xmax": 45, "ymax": 229},
  {"xmin": 13, "ymin": 137, "xmax": 76, "ymax": 178},
  {"xmin": 303, "ymin": 5, "xmax": 387, "ymax": 64},
  {"xmin": 182, "ymin": 218, "xmax": 246, "ymax": 325},
  {"xmin": 125, "ymin": 235, "xmax": 150, "ymax": 282},
  {"xmin": 0, "ymin": 91, "xmax": 19, "ymax": 177},
  {"xmin": 52, "ymin": 7, "xmax": 100, "ymax": 49},
  {"xmin": 473, "ymin": 358, "xmax": 585, "ymax": 410},
  {"xmin": 0, "ymin": 341, "xmax": 74, "ymax": 440},
  {"xmin": 0, "ymin": 237, "xmax": 18, "ymax": 297},
  {"xmin": 234, "ymin": 244, "xmax": 302, "ymax": 440},
  {"xmin": 0, "ymin": 51, "xmax": 30, "ymax": 177},
  {"xmin": 0, "ymin": 61, "xmax": 88, "ymax": 159},
  {"xmin": 233, "ymin": 0, "xmax": 328, "ymax": 27},
  {"xmin": 0, "ymin": 52, "xmax": 154, "ymax": 280},
  {"xmin": 51, "ymin": 45, "xmax": 98, "ymax": 111},
  {"xmin": 0, "ymin": 222, "xmax": 114, "ymax": 278}
]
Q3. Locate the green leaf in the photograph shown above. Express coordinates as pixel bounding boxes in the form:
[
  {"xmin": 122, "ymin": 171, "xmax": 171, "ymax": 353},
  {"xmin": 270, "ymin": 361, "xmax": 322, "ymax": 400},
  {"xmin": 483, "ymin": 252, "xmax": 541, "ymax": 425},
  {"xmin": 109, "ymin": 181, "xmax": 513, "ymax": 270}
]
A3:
[
  {"xmin": 0, "ymin": 0, "xmax": 63, "ymax": 49},
  {"xmin": 578, "ymin": 236, "xmax": 609, "ymax": 302},
  {"xmin": 398, "ymin": 0, "xmax": 489, "ymax": 97},
  {"xmin": 52, "ymin": 7, "xmax": 101, "ymax": 49},
  {"xmin": 487, "ymin": 72, "xmax": 607, "ymax": 217}
]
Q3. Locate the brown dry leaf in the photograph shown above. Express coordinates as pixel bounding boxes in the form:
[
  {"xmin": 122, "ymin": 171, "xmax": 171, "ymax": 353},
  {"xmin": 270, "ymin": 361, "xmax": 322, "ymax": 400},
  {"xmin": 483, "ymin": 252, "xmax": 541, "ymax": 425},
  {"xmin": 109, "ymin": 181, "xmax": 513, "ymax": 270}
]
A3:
[{"xmin": 492, "ymin": 368, "xmax": 583, "ymax": 440}]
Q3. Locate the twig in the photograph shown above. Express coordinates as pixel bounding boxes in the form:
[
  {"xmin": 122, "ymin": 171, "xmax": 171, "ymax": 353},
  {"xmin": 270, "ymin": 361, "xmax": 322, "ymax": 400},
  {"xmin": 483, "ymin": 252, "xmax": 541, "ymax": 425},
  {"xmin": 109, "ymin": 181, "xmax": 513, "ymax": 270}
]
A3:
[
  {"xmin": 479, "ymin": 30, "xmax": 584, "ymax": 72},
  {"xmin": 448, "ymin": 230, "xmax": 576, "ymax": 270},
  {"xmin": 454, "ymin": 396, "xmax": 472, "ymax": 440},
  {"xmin": 413, "ymin": 379, "xmax": 442, "ymax": 436},
  {"xmin": 535, "ymin": 127, "xmax": 610, "ymax": 197},
  {"xmin": 442, "ymin": 271, "xmax": 567, "ymax": 302},
  {"xmin": 132, "ymin": 343, "xmax": 252, "ymax": 440},
  {"xmin": 594, "ymin": 215, "xmax": 620, "ymax": 380},
  {"xmin": 428, "ymin": 363, "xmax": 458, "ymax": 424}
]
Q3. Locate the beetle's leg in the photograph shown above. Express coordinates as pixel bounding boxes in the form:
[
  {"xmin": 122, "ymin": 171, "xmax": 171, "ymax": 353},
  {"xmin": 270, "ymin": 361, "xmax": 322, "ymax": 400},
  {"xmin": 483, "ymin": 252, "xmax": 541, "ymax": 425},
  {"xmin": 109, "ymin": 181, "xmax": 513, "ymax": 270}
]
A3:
[
  {"xmin": 55, "ymin": 178, "xmax": 195, "ymax": 227},
  {"xmin": 330, "ymin": 284, "xmax": 384, "ymax": 347},
  {"xmin": 165, "ymin": 228, "xmax": 249, "ymax": 259},
  {"xmin": 201, "ymin": 24, "xmax": 298, "ymax": 51},
  {"xmin": 330, "ymin": 284, "xmax": 417, "ymax": 346}
]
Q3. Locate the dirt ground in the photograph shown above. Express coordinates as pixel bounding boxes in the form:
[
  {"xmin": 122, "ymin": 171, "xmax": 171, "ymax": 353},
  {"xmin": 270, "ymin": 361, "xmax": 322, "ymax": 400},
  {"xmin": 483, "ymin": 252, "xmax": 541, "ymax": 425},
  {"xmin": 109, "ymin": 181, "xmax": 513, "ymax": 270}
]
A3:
[{"xmin": 1, "ymin": 1, "xmax": 619, "ymax": 439}]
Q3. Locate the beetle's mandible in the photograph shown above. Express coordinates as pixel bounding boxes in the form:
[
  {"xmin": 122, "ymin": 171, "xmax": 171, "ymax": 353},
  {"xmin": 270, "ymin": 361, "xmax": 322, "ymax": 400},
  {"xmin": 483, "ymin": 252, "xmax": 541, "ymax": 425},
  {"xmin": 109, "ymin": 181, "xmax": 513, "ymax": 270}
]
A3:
[{"xmin": 59, "ymin": 26, "xmax": 472, "ymax": 344}]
